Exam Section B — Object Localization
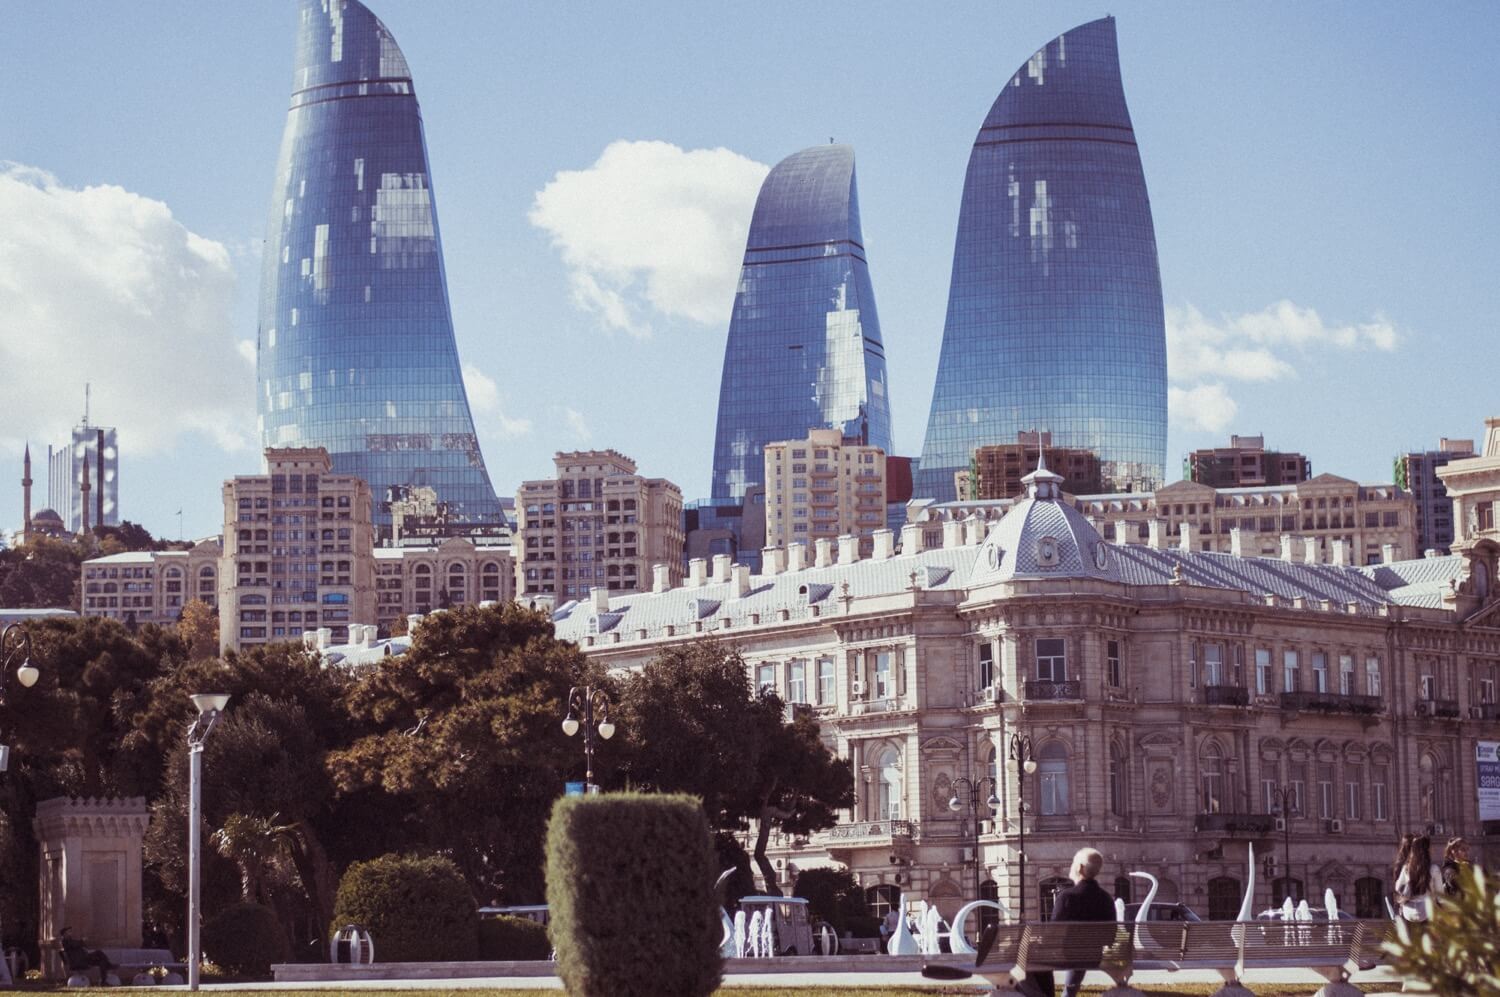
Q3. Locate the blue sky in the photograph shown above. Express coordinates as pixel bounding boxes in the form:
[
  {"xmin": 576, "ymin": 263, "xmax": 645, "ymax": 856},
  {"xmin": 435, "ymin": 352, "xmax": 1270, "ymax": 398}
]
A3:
[{"xmin": 2, "ymin": 1, "xmax": 1496, "ymax": 541}]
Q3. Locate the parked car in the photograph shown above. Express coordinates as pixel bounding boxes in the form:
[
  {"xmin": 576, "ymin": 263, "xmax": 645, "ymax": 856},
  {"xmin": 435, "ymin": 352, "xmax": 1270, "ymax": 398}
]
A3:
[{"xmin": 1122, "ymin": 901, "xmax": 1202, "ymax": 922}]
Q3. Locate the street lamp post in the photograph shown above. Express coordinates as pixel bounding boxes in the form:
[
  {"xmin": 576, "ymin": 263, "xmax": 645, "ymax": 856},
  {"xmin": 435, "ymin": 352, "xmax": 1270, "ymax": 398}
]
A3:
[
  {"xmin": 186, "ymin": 692, "xmax": 230, "ymax": 992},
  {"xmin": 947, "ymin": 776, "xmax": 1000, "ymax": 900},
  {"xmin": 1269, "ymin": 783, "xmax": 1300, "ymax": 904},
  {"xmin": 0, "ymin": 623, "xmax": 41, "ymax": 774},
  {"xmin": 561, "ymin": 686, "xmax": 614, "ymax": 792},
  {"xmin": 1007, "ymin": 732, "xmax": 1038, "ymax": 921}
]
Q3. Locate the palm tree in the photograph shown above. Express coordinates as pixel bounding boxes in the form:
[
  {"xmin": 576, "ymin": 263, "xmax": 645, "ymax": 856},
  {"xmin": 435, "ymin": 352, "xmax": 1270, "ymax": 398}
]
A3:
[{"xmin": 210, "ymin": 812, "xmax": 296, "ymax": 905}]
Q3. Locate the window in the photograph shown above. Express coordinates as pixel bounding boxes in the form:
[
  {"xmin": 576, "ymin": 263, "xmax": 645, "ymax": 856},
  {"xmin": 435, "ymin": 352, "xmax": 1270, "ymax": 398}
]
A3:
[
  {"xmin": 1039, "ymin": 877, "xmax": 1072, "ymax": 920},
  {"xmin": 1200, "ymin": 742, "xmax": 1224, "ymax": 814},
  {"xmin": 787, "ymin": 660, "xmax": 807, "ymax": 705},
  {"xmin": 1262, "ymin": 778, "xmax": 1279, "ymax": 814},
  {"xmin": 817, "ymin": 657, "xmax": 835, "ymax": 705},
  {"xmin": 1419, "ymin": 674, "xmax": 1436, "ymax": 700},
  {"xmin": 875, "ymin": 746, "xmax": 902, "ymax": 820},
  {"xmin": 1109, "ymin": 742, "xmax": 1128, "ymax": 817},
  {"xmin": 873, "ymin": 651, "xmax": 893, "ymax": 699},
  {"xmin": 1365, "ymin": 656, "xmax": 1382, "ymax": 697},
  {"xmin": 866, "ymin": 884, "xmax": 900, "ymax": 920},
  {"xmin": 1372, "ymin": 768, "xmax": 1388, "ymax": 821},
  {"xmin": 1354, "ymin": 877, "xmax": 1384, "ymax": 919},
  {"xmin": 1339, "ymin": 655, "xmax": 1355, "ymax": 696},
  {"xmin": 1312, "ymin": 652, "xmax": 1328, "ymax": 693},
  {"xmin": 1037, "ymin": 741, "xmax": 1070, "ymax": 815},
  {"xmin": 1317, "ymin": 762, "xmax": 1334, "ymax": 819},
  {"xmin": 1482, "ymin": 678, "xmax": 1497, "ymax": 704},
  {"xmin": 1346, "ymin": 763, "xmax": 1363, "ymax": 820},
  {"xmin": 1207, "ymin": 877, "xmax": 1242, "ymax": 922},
  {"xmin": 1036, "ymin": 638, "xmax": 1066, "ymax": 682},
  {"xmin": 1255, "ymin": 649, "xmax": 1271, "ymax": 695},
  {"xmin": 1283, "ymin": 650, "xmax": 1299, "ymax": 692},
  {"xmin": 757, "ymin": 663, "xmax": 776, "ymax": 694},
  {"xmin": 1204, "ymin": 643, "xmax": 1224, "ymax": 686},
  {"xmin": 1107, "ymin": 640, "xmax": 1122, "ymax": 688},
  {"xmin": 978, "ymin": 641, "xmax": 995, "ymax": 689}
]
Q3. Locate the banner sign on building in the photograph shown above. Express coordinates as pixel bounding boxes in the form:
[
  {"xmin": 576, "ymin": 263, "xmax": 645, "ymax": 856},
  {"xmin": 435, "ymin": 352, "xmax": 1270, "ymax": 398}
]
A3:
[{"xmin": 1478, "ymin": 741, "xmax": 1500, "ymax": 822}]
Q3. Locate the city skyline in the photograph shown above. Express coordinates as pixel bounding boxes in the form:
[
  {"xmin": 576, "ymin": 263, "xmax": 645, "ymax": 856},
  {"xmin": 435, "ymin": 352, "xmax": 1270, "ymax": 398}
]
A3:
[{"xmin": 2, "ymin": 2, "xmax": 1496, "ymax": 540}]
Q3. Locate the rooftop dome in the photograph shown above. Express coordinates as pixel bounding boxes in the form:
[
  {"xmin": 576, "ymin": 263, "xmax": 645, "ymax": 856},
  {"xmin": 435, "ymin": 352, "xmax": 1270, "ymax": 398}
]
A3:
[
  {"xmin": 969, "ymin": 456, "xmax": 1123, "ymax": 585},
  {"xmin": 31, "ymin": 508, "xmax": 63, "ymax": 524}
]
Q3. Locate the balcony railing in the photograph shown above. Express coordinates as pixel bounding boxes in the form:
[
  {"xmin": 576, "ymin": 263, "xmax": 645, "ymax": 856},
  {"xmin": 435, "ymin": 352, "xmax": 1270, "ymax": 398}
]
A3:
[
  {"xmin": 1194, "ymin": 813, "xmax": 1275, "ymax": 835},
  {"xmin": 1280, "ymin": 691, "xmax": 1383, "ymax": 715},
  {"xmin": 1024, "ymin": 680, "xmax": 1082, "ymax": 701},
  {"xmin": 1203, "ymin": 685, "xmax": 1249, "ymax": 706},
  {"xmin": 820, "ymin": 819, "xmax": 915, "ymax": 844},
  {"xmin": 1415, "ymin": 699, "xmax": 1460, "ymax": 719},
  {"xmin": 852, "ymin": 697, "xmax": 906, "ymax": 716},
  {"xmin": 1476, "ymin": 703, "xmax": 1500, "ymax": 721}
]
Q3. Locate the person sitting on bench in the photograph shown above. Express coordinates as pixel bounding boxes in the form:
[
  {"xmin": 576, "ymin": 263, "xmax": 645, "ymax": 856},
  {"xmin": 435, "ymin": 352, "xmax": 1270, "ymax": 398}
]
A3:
[
  {"xmin": 1031, "ymin": 847, "xmax": 1117, "ymax": 997},
  {"xmin": 60, "ymin": 927, "xmax": 114, "ymax": 980}
]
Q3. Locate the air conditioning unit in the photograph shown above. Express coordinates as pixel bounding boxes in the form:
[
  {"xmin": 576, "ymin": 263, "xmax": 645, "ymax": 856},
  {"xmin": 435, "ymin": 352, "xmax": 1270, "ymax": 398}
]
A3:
[
  {"xmin": 1415, "ymin": 701, "xmax": 1432, "ymax": 717},
  {"xmin": 851, "ymin": 679, "xmax": 865, "ymax": 697},
  {"xmin": 979, "ymin": 819, "xmax": 995, "ymax": 835},
  {"xmin": 1471, "ymin": 706, "xmax": 1483, "ymax": 719},
  {"xmin": 1327, "ymin": 819, "xmax": 1344, "ymax": 834},
  {"xmin": 983, "ymin": 686, "xmax": 1000, "ymax": 704},
  {"xmin": 1274, "ymin": 817, "xmax": 1287, "ymax": 832}
]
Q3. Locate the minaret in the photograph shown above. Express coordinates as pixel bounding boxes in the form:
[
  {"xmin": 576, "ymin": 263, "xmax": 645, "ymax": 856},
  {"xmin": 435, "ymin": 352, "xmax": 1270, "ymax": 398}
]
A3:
[
  {"xmin": 21, "ymin": 443, "xmax": 32, "ymax": 544},
  {"xmin": 79, "ymin": 452, "xmax": 91, "ymax": 536}
]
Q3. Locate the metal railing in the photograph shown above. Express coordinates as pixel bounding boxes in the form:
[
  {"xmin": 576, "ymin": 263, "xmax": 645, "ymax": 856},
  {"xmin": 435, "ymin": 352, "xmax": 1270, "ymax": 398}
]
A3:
[
  {"xmin": 1203, "ymin": 685, "xmax": 1249, "ymax": 706},
  {"xmin": 1024, "ymin": 680, "xmax": 1081, "ymax": 701},
  {"xmin": 1280, "ymin": 691, "xmax": 1382, "ymax": 715}
]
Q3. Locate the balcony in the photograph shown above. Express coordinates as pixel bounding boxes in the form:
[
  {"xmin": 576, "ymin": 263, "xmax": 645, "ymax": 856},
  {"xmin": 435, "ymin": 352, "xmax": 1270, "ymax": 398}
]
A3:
[
  {"xmin": 1414, "ymin": 699, "xmax": 1460, "ymax": 719},
  {"xmin": 1024, "ymin": 680, "xmax": 1081, "ymax": 701},
  {"xmin": 1194, "ymin": 813, "xmax": 1275, "ymax": 835},
  {"xmin": 852, "ymin": 697, "xmax": 907, "ymax": 716},
  {"xmin": 1280, "ymin": 691, "xmax": 1383, "ymax": 716},
  {"xmin": 1203, "ymin": 685, "xmax": 1249, "ymax": 706},
  {"xmin": 819, "ymin": 819, "xmax": 915, "ymax": 846},
  {"xmin": 1473, "ymin": 703, "xmax": 1500, "ymax": 721}
]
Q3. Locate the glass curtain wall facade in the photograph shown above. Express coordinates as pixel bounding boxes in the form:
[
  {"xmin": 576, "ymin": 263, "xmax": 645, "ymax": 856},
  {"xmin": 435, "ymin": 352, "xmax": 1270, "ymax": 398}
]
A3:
[
  {"xmin": 257, "ymin": 0, "xmax": 500, "ymax": 527},
  {"xmin": 915, "ymin": 17, "xmax": 1167, "ymax": 502},
  {"xmin": 710, "ymin": 144, "xmax": 894, "ymax": 501}
]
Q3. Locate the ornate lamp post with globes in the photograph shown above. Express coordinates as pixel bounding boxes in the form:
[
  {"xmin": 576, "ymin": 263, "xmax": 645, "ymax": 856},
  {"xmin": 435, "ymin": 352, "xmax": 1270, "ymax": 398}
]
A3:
[
  {"xmin": 948, "ymin": 775, "xmax": 1000, "ymax": 901},
  {"xmin": 0, "ymin": 623, "xmax": 42, "ymax": 774},
  {"xmin": 1008, "ymin": 732, "xmax": 1038, "ymax": 921},
  {"xmin": 561, "ymin": 685, "xmax": 614, "ymax": 793}
]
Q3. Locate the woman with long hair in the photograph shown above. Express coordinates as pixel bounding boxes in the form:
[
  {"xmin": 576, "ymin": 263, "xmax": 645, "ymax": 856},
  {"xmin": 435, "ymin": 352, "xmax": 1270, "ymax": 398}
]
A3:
[
  {"xmin": 1394, "ymin": 835, "xmax": 1441, "ymax": 921},
  {"xmin": 1390, "ymin": 832, "xmax": 1416, "ymax": 905}
]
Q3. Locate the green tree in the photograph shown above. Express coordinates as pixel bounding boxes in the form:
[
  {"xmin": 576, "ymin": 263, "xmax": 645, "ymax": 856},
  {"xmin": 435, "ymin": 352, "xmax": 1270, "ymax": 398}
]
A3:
[
  {"xmin": 173, "ymin": 598, "xmax": 220, "ymax": 661},
  {"xmin": 327, "ymin": 602, "xmax": 607, "ymax": 903},
  {"xmin": 93, "ymin": 520, "xmax": 168, "ymax": 552},
  {"xmin": 0, "ymin": 536, "xmax": 84, "ymax": 609},
  {"xmin": 614, "ymin": 638, "xmax": 853, "ymax": 895}
]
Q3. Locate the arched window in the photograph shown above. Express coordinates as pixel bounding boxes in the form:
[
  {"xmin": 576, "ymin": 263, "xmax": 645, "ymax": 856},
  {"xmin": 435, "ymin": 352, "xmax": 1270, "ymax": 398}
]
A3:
[
  {"xmin": 1109, "ymin": 742, "xmax": 1128, "ymax": 817},
  {"xmin": 1039, "ymin": 877, "xmax": 1072, "ymax": 920},
  {"xmin": 1207, "ymin": 876, "xmax": 1241, "ymax": 921},
  {"xmin": 1354, "ymin": 877, "xmax": 1384, "ymax": 918},
  {"xmin": 413, "ymin": 563, "xmax": 432, "ymax": 590},
  {"xmin": 1201, "ymin": 742, "xmax": 1224, "ymax": 814},
  {"xmin": 875, "ymin": 746, "xmax": 903, "ymax": 821},
  {"xmin": 866, "ymin": 884, "xmax": 900, "ymax": 920},
  {"xmin": 1038, "ymin": 741, "xmax": 1070, "ymax": 815}
]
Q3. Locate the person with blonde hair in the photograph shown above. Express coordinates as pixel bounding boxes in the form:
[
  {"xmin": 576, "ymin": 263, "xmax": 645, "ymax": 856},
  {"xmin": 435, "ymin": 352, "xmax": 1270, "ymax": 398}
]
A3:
[{"xmin": 1031, "ymin": 847, "xmax": 1116, "ymax": 997}]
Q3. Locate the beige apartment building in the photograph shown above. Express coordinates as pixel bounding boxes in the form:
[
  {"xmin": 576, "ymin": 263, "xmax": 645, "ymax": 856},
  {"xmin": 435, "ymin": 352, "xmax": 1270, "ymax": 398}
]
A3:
[
  {"xmin": 516, "ymin": 450, "xmax": 683, "ymax": 602},
  {"xmin": 81, "ymin": 539, "xmax": 222, "ymax": 625},
  {"xmin": 556, "ymin": 440, "xmax": 1500, "ymax": 926},
  {"xmin": 912, "ymin": 472, "xmax": 1416, "ymax": 566},
  {"xmin": 765, "ymin": 428, "xmax": 886, "ymax": 553},
  {"xmin": 218, "ymin": 447, "xmax": 375, "ymax": 652},
  {"xmin": 373, "ymin": 538, "xmax": 516, "ymax": 632}
]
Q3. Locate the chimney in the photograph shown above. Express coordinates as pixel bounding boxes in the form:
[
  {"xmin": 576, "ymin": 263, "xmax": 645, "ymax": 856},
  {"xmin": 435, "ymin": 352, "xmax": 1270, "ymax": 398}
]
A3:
[
  {"xmin": 302, "ymin": 631, "xmax": 318, "ymax": 651},
  {"xmin": 359, "ymin": 625, "xmax": 375, "ymax": 648},
  {"xmin": 814, "ymin": 537, "xmax": 833, "ymax": 568},
  {"xmin": 942, "ymin": 520, "xmax": 963, "ymax": 550},
  {"xmin": 652, "ymin": 563, "xmax": 671, "ymax": 593},
  {"xmin": 1115, "ymin": 520, "xmax": 1133, "ymax": 546},
  {"xmin": 1304, "ymin": 537, "xmax": 1321, "ymax": 565},
  {"xmin": 588, "ymin": 588, "xmax": 609, "ymax": 614},
  {"xmin": 1424, "ymin": 548, "xmax": 1439, "ymax": 559},
  {"xmin": 712, "ymin": 554, "xmax": 732, "ymax": 583},
  {"xmin": 787, "ymin": 543, "xmax": 806, "ymax": 573},
  {"xmin": 688, "ymin": 558, "xmax": 707, "ymax": 587},
  {"xmin": 838, "ymin": 534, "xmax": 859, "ymax": 563},
  {"xmin": 731, "ymin": 563, "xmax": 751, "ymax": 598},
  {"xmin": 871, "ymin": 529, "xmax": 894, "ymax": 561},
  {"xmin": 317, "ymin": 627, "xmax": 332, "ymax": 650},
  {"xmin": 1147, "ymin": 519, "xmax": 1164, "ymax": 549},
  {"xmin": 1331, "ymin": 539, "xmax": 1349, "ymax": 567},
  {"xmin": 1280, "ymin": 535, "xmax": 1296, "ymax": 562},
  {"xmin": 964, "ymin": 516, "xmax": 984, "ymax": 546},
  {"xmin": 1178, "ymin": 522, "xmax": 1192, "ymax": 553},
  {"xmin": 761, "ymin": 547, "xmax": 785, "ymax": 576},
  {"xmin": 901, "ymin": 523, "xmax": 923, "ymax": 555},
  {"xmin": 406, "ymin": 613, "xmax": 423, "ymax": 633},
  {"xmin": 1381, "ymin": 543, "xmax": 1397, "ymax": 564},
  {"xmin": 1229, "ymin": 527, "xmax": 1243, "ymax": 558}
]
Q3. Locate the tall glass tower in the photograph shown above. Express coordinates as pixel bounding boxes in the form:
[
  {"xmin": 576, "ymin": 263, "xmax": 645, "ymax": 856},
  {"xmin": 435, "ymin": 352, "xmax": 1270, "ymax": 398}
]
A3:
[
  {"xmin": 257, "ymin": 0, "xmax": 500, "ymax": 526},
  {"xmin": 915, "ymin": 17, "xmax": 1167, "ymax": 502},
  {"xmin": 710, "ymin": 144, "xmax": 893, "ymax": 501}
]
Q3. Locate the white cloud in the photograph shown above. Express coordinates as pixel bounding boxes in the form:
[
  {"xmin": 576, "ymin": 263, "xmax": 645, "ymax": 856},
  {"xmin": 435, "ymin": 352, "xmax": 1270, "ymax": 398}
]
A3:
[
  {"xmin": 1169, "ymin": 383, "xmax": 1238, "ymax": 434},
  {"xmin": 561, "ymin": 407, "xmax": 591, "ymax": 444},
  {"xmin": 462, "ymin": 361, "xmax": 532, "ymax": 439},
  {"xmin": 529, "ymin": 140, "xmax": 770, "ymax": 337},
  {"xmin": 1166, "ymin": 300, "xmax": 1400, "ymax": 431},
  {"xmin": 0, "ymin": 163, "xmax": 253, "ymax": 456}
]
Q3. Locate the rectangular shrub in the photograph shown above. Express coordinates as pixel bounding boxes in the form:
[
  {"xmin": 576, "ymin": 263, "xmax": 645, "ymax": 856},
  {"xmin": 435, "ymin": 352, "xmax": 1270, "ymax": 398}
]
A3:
[
  {"xmin": 546, "ymin": 792, "xmax": 722, "ymax": 997},
  {"xmin": 477, "ymin": 915, "xmax": 551, "ymax": 961}
]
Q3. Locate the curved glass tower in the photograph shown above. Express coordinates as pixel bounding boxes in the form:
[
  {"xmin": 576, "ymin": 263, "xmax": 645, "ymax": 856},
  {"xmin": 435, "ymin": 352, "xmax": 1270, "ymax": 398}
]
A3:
[
  {"xmin": 257, "ymin": 0, "xmax": 500, "ymax": 526},
  {"xmin": 915, "ymin": 17, "xmax": 1167, "ymax": 502},
  {"xmin": 710, "ymin": 144, "xmax": 893, "ymax": 501}
]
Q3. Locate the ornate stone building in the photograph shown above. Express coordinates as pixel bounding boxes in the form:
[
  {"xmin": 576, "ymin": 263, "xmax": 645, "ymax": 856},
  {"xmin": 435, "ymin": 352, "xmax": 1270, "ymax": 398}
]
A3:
[
  {"xmin": 81, "ymin": 540, "xmax": 222, "ymax": 625},
  {"xmin": 556, "ymin": 457, "xmax": 1499, "ymax": 924}
]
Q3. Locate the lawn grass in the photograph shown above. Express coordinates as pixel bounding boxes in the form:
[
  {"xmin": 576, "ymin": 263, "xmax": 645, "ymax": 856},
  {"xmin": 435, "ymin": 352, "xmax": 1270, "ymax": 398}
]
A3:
[{"xmin": 0, "ymin": 987, "xmax": 1378, "ymax": 996}]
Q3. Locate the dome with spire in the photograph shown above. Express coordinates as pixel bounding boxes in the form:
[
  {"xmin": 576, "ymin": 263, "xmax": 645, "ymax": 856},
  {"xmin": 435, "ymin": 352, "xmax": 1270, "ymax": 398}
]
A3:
[{"xmin": 969, "ymin": 452, "xmax": 1123, "ymax": 585}]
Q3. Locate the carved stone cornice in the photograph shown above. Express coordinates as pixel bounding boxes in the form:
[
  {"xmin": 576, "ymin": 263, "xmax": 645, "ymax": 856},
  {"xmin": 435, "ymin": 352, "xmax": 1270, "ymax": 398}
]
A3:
[{"xmin": 33, "ymin": 796, "xmax": 150, "ymax": 839}]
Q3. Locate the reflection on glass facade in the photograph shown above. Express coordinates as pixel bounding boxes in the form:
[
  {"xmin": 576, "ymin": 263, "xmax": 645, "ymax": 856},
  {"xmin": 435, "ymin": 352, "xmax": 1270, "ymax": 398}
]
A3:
[
  {"xmin": 257, "ymin": 0, "xmax": 499, "ymax": 526},
  {"xmin": 710, "ymin": 144, "xmax": 894, "ymax": 501},
  {"xmin": 915, "ymin": 17, "xmax": 1166, "ymax": 502}
]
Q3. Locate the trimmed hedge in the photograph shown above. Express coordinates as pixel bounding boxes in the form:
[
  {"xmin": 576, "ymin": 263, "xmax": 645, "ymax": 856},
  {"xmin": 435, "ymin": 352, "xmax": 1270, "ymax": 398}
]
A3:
[
  {"xmin": 202, "ymin": 902, "xmax": 288, "ymax": 977},
  {"xmin": 477, "ymin": 915, "xmax": 550, "ymax": 961},
  {"xmin": 546, "ymin": 792, "xmax": 721, "ymax": 997},
  {"xmin": 332, "ymin": 853, "xmax": 478, "ymax": 962}
]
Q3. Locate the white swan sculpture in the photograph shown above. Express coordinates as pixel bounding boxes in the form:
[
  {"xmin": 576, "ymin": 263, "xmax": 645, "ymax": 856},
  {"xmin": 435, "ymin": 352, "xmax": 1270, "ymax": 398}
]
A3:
[
  {"xmin": 887, "ymin": 893, "xmax": 921, "ymax": 955},
  {"xmin": 946, "ymin": 898, "xmax": 1012, "ymax": 954}
]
